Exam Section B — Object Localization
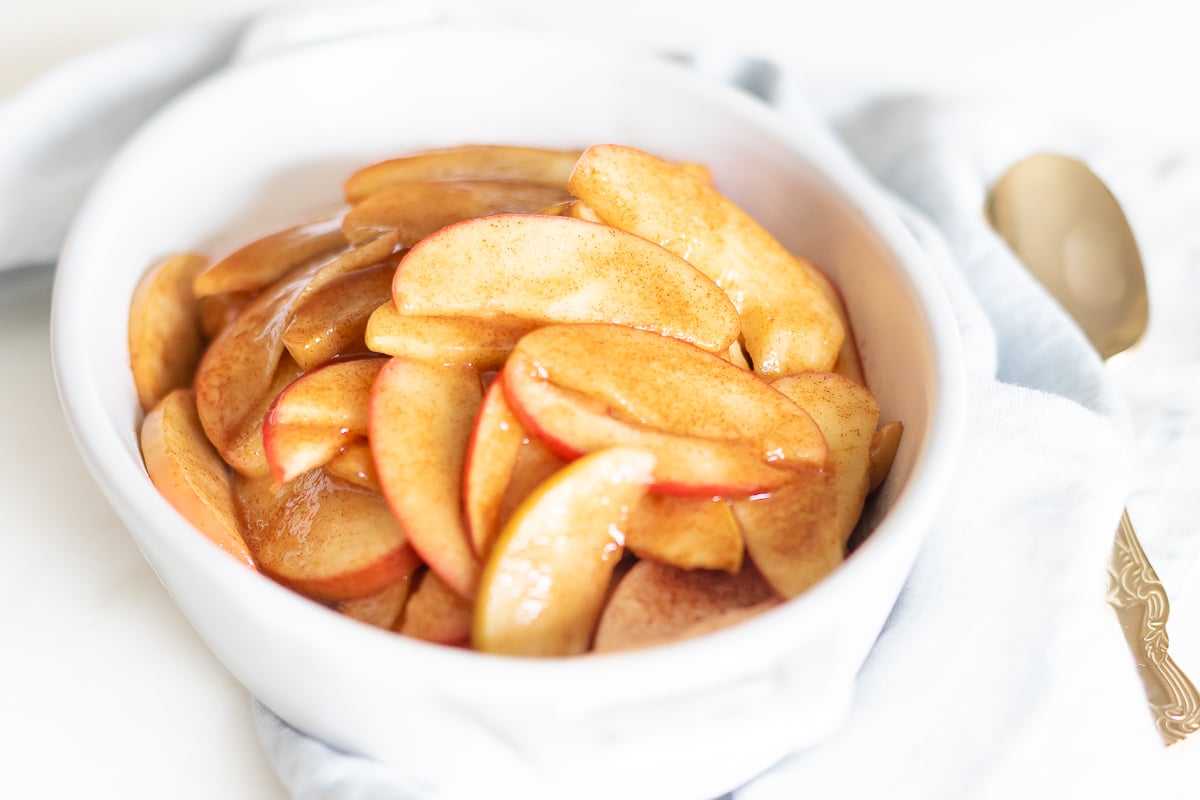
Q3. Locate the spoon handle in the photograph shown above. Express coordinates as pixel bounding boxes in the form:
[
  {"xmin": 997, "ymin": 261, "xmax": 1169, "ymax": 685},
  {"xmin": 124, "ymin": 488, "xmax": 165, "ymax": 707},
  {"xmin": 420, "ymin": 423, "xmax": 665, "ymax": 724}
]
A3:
[{"xmin": 1107, "ymin": 508, "xmax": 1200, "ymax": 744}]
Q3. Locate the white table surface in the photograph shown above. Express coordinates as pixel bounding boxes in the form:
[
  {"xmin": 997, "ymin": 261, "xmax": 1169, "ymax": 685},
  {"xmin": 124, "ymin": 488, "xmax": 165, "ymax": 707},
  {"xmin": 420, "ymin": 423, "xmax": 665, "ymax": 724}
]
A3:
[{"xmin": 3, "ymin": 1, "xmax": 1198, "ymax": 798}]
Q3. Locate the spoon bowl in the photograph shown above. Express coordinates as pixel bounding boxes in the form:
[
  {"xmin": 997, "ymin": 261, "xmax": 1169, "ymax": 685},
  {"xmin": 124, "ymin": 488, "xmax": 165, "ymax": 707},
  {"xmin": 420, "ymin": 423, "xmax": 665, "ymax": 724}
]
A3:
[{"xmin": 987, "ymin": 153, "xmax": 1198, "ymax": 745}]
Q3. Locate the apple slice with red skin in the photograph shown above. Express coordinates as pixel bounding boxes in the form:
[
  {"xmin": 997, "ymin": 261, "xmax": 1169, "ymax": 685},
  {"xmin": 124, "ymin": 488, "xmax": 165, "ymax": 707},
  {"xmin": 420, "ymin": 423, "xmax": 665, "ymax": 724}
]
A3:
[
  {"xmin": 344, "ymin": 145, "xmax": 582, "ymax": 203},
  {"xmin": 343, "ymin": 179, "xmax": 571, "ymax": 245},
  {"xmin": 392, "ymin": 214, "xmax": 740, "ymax": 354},
  {"xmin": 473, "ymin": 447, "xmax": 656, "ymax": 657},
  {"xmin": 365, "ymin": 302, "xmax": 537, "ymax": 371},
  {"xmin": 283, "ymin": 261, "xmax": 396, "ymax": 370},
  {"xmin": 193, "ymin": 214, "xmax": 346, "ymax": 298},
  {"xmin": 501, "ymin": 324, "xmax": 826, "ymax": 496},
  {"xmin": 234, "ymin": 469, "xmax": 420, "ymax": 602},
  {"xmin": 733, "ymin": 372, "xmax": 880, "ymax": 599},
  {"xmin": 397, "ymin": 569, "xmax": 474, "ymax": 645},
  {"xmin": 262, "ymin": 357, "xmax": 384, "ymax": 486},
  {"xmin": 369, "ymin": 357, "xmax": 483, "ymax": 599},
  {"xmin": 139, "ymin": 389, "xmax": 255, "ymax": 567},
  {"xmin": 129, "ymin": 252, "xmax": 208, "ymax": 413},
  {"xmin": 625, "ymin": 495, "xmax": 743, "ymax": 574},
  {"xmin": 592, "ymin": 559, "xmax": 778, "ymax": 653},
  {"xmin": 568, "ymin": 144, "xmax": 844, "ymax": 376}
]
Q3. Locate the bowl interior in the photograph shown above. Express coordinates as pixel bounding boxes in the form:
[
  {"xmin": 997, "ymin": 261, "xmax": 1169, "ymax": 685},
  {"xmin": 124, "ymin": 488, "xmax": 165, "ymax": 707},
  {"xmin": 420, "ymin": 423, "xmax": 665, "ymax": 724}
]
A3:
[{"xmin": 52, "ymin": 25, "xmax": 963, "ymax": 796}]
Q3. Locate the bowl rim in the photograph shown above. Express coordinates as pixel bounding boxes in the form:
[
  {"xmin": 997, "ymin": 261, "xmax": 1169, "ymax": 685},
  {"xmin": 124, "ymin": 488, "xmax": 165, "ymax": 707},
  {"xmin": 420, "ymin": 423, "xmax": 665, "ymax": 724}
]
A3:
[{"xmin": 50, "ymin": 24, "xmax": 966, "ymax": 706}]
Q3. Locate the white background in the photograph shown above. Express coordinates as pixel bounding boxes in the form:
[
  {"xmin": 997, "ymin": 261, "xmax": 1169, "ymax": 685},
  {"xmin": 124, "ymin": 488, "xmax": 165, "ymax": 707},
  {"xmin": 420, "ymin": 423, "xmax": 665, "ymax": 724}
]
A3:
[{"xmin": 2, "ymin": 1, "xmax": 1197, "ymax": 798}]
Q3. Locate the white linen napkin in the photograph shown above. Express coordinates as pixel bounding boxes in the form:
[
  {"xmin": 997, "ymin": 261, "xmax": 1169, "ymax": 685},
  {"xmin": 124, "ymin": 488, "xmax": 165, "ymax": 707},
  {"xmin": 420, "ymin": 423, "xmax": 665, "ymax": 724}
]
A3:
[{"xmin": 5, "ymin": 3, "xmax": 1196, "ymax": 797}]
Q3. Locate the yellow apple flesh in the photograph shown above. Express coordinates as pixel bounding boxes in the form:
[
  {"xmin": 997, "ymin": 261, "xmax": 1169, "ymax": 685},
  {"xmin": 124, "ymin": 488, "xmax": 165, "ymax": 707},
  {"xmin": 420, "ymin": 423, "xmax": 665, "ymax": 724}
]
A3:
[
  {"xmin": 128, "ymin": 252, "xmax": 209, "ymax": 413},
  {"xmin": 365, "ymin": 302, "xmax": 538, "ymax": 371},
  {"xmin": 139, "ymin": 389, "xmax": 255, "ymax": 567},
  {"xmin": 344, "ymin": 145, "xmax": 582, "ymax": 203},
  {"xmin": 392, "ymin": 214, "xmax": 741, "ymax": 354},
  {"xmin": 502, "ymin": 324, "xmax": 826, "ymax": 495},
  {"xmin": 282, "ymin": 261, "xmax": 396, "ymax": 370},
  {"xmin": 473, "ymin": 446, "xmax": 656, "ymax": 657},
  {"xmin": 343, "ymin": 179, "xmax": 571, "ymax": 245},
  {"xmin": 369, "ymin": 357, "xmax": 483, "ymax": 599},
  {"xmin": 568, "ymin": 144, "xmax": 845, "ymax": 376},
  {"xmin": 192, "ymin": 214, "xmax": 346, "ymax": 298},
  {"xmin": 625, "ymin": 495, "xmax": 743, "ymax": 574}
]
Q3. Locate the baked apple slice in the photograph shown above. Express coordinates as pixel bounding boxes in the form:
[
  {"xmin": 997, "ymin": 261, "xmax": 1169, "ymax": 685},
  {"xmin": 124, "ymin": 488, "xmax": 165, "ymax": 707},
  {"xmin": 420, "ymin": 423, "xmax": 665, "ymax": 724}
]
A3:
[
  {"xmin": 343, "ymin": 179, "xmax": 570, "ymax": 245},
  {"xmin": 369, "ymin": 357, "xmax": 483, "ymax": 599},
  {"xmin": 568, "ymin": 144, "xmax": 844, "ymax": 375},
  {"xmin": 140, "ymin": 389, "xmax": 255, "ymax": 567},
  {"xmin": 392, "ymin": 214, "xmax": 740, "ymax": 354},
  {"xmin": 625, "ymin": 495, "xmax": 743, "ymax": 574},
  {"xmin": 192, "ymin": 214, "xmax": 346, "ymax": 297},
  {"xmin": 592, "ymin": 559, "xmax": 778, "ymax": 653},
  {"xmin": 397, "ymin": 569, "xmax": 474, "ymax": 646},
  {"xmin": 235, "ymin": 469, "xmax": 420, "ymax": 602},
  {"xmin": 502, "ymin": 324, "xmax": 826, "ymax": 495},
  {"xmin": 128, "ymin": 252, "xmax": 208, "ymax": 413},
  {"xmin": 344, "ymin": 145, "xmax": 581, "ymax": 203},
  {"xmin": 734, "ymin": 371, "xmax": 880, "ymax": 598},
  {"xmin": 473, "ymin": 447, "xmax": 656, "ymax": 656},
  {"xmin": 365, "ymin": 302, "xmax": 537, "ymax": 371},
  {"xmin": 282, "ymin": 261, "xmax": 395, "ymax": 370}
]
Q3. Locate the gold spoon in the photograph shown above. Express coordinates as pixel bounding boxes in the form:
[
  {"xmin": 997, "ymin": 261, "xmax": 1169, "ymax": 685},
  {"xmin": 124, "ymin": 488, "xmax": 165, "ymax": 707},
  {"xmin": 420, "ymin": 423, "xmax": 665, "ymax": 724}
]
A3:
[{"xmin": 986, "ymin": 153, "xmax": 1199, "ymax": 745}]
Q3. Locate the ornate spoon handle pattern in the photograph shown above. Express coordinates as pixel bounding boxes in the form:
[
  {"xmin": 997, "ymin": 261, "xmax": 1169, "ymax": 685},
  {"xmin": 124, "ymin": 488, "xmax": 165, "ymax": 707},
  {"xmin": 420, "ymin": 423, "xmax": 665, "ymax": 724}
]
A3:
[{"xmin": 1107, "ymin": 509, "xmax": 1200, "ymax": 744}]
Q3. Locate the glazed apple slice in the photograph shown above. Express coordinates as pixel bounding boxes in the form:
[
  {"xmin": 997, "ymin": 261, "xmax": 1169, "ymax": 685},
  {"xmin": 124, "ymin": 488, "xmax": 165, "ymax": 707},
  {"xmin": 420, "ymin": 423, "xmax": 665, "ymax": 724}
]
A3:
[
  {"xmin": 463, "ymin": 382, "xmax": 526, "ymax": 558},
  {"xmin": 392, "ymin": 214, "xmax": 740, "ymax": 354},
  {"xmin": 397, "ymin": 569, "xmax": 474, "ymax": 645},
  {"xmin": 369, "ymin": 357, "xmax": 483, "ymax": 599},
  {"xmin": 868, "ymin": 420, "xmax": 904, "ymax": 492},
  {"xmin": 282, "ymin": 261, "xmax": 395, "ymax": 370},
  {"xmin": 473, "ymin": 447, "xmax": 656, "ymax": 657},
  {"xmin": 235, "ymin": 469, "xmax": 421, "ymax": 602},
  {"xmin": 502, "ymin": 324, "xmax": 826, "ymax": 495},
  {"xmin": 592, "ymin": 559, "xmax": 778, "ymax": 653},
  {"xmin": 337, "ymin": 572, "xmax": 415, "ymax": 629},
  {"xmin": 196, "ymin": 290, "xmax": 255, "ymax": 341},
  {"xmin": 365, "ymin": 302, "xmax": 537, "ymax": 371},
  {"xmin": 261, "ymin": 423, "xmax": 353, "ymax": 488},
  {"xmin": 625, "ymin": 495, "xmax": 743, "ymax": 574},
  {"xmin": 140, "ymin": 389, "xmax": 255, "ymax": 567},
  {"xmin": 129, "ymin": 253, "xmax": 209, "ymax": 413},
  {"xmin": 795, "ymin": 257, "xmax": 865, "ymax": 384},
  {"xmin": 568, "ymin": 144, "xmax": 845, "ymax": 375},
  {"xmin": 266, "ymin": 357, "xmax": 384, "ymax": 430},
  {"xmin": 325, "ymin": 439, "xmax": 379, "ymax": 492},
  {"xmin": 343, "ymin": 179, "xmax": 571, "ymax": 245},
  {"xmin": 192, "ymin": 214, "xmax": 346, "ymax": 297},
  {"xmin": 344, "ymin": 145, "xmax": 582, "ymax": 203},
  {"xmin": 733, "ymin": 371, "xmax": 880, "ymax": 598}
]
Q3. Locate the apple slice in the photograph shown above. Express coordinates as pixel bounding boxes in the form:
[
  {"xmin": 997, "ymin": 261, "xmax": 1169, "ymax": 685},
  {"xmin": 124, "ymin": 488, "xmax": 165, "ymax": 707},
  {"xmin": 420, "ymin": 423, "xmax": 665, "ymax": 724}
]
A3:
[
  {"xmin": 325, "ymin": 439, "xmax": 380, "ymax": 492},
  {"xmin": 568, "ymin": 144, "xmax": 845, "ymax": 376},
  {"xmin": 463, "ymin": 382, "xmax": 526, "ymax": 558},
  {"xmin": 502, "ymin": 324, "xmax": 826, "ymax": 495},
  {"xmin": 365, "ymin": 302, "xmax": 538, "ymax": 370},
  {"xmin": 733, "ymin": 372, "xmax": 880, "ymax": 598},
  {"xmin": 495, "ymin": 435, "xmax": 568, "ymax": 540},
  {"xmin": 397, "ymin": 569, "xmax": 474, "ymax": 645},
  {"xmin": 625, "ymin": 495, "xmax": 743, "ymax": 574},
  {"xmin": 283, "ymin": 261, "xmax": 396, "ymax": 370},
  {"xmin": 337, "ymin": 572, "xmax": 415, "ymax": 629},
  {"xmin": 193, "ymin": 214, "xmax": 346, "ymax": 297},
  {"xmin": 129, "ymin": 252, "xmax": 209, "ymax": 413},
  {"xmin": 344, "ymin": 145, "xmax": 582, "ymax": 203},
  {"xmin": 196, "ymin": 290, "xmax": 255, "ymax": 341},
  {"xmin": 139, "ymin": 389, "xmax": 255, "ymax": 567},
  {"xmin": 266, "ymin": 357, "xmax": 384, "ymax": 430},
  {"xmin": 868, "ymin": 420, "xmax": 904, "ymax": 492},
  {"xmin": 261, "ymin": 423, "xmax": 353, "ymax": 488},
  {"xmin": 795, "ymin": 257, "xmax": 864, "ymax": 384},
  {"xmin": 473, "ymin": 446, "xmax": 656, "ymax": 657},
  {"xmin": 194, "ymin": 255, "xmax": 326, "ymax": 473},
  {"xmin": 343, "ymin": 179, "xmax": 571, "ymax": 245},
  {"xmin": 369, "ymin": 357, "xmax": 483, "ymax": 599},
  {"xmin": 392, "ymin": 214, "xmax": 740, "ymax": 354},
  {"xmin": 234, "ymin": 469, "xmax": 421, "ymax": 602},
  {"xmin": 592, "ymin": 559, "xmax": 778, "ymax": 653}
]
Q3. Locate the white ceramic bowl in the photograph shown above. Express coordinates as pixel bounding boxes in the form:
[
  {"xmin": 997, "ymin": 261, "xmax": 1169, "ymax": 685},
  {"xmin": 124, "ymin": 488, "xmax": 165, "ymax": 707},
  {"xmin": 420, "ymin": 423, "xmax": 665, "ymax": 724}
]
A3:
[{"xmin": 52, "ymin": 27, "xmax": 964, "ymax": 800}]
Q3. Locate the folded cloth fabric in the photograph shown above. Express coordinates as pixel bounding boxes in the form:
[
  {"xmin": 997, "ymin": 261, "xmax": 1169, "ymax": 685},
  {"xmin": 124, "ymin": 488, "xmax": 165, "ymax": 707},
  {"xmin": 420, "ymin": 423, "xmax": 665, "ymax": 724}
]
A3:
[{"xmin": 5, "ymin": 2, "xmax": 1196, "ymax": 797}]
